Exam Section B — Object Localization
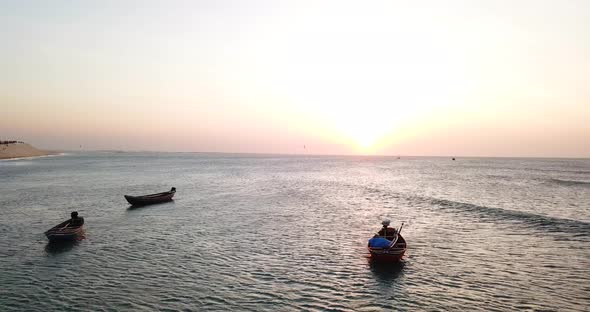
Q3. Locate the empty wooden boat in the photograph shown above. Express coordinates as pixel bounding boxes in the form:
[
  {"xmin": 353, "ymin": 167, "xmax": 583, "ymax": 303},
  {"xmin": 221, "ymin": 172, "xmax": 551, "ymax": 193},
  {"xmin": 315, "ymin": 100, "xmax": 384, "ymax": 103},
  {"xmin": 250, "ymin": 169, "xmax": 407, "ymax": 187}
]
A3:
[
  {"xmin": 368, "ymin": 220, "xmax": 407, "ymax": 262},
  {"xmin": 124, "ymin": 187, "xmax": 176, "ymax": 206}
]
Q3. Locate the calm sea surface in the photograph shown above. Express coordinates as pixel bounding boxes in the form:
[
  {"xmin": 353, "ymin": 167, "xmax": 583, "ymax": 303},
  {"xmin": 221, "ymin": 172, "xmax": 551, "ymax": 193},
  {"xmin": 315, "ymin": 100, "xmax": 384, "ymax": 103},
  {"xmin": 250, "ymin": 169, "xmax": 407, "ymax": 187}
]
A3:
[{"xmin": 1, "ymin": 152, "xmax": 589, "ymax": 311}]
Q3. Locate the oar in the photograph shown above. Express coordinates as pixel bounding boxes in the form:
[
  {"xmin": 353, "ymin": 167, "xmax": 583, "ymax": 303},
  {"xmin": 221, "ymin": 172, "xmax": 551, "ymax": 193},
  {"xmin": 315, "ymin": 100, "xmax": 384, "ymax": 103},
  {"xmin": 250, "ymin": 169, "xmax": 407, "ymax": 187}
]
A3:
[
  {"xmin": 387, "ymin": 222, "xmax": 404, "ymax": 250},
  {"xmin": 387, "ymin": 234, "xmax": 399, "ymax": 249}
]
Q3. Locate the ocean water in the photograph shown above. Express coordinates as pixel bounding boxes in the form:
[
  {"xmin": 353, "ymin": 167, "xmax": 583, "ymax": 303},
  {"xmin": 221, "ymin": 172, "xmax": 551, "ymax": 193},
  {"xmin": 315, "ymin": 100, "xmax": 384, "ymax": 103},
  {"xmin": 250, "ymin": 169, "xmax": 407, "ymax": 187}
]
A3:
[{"xmin": 1, "ymin": 152, "xmax": 589, "ymax": 311}]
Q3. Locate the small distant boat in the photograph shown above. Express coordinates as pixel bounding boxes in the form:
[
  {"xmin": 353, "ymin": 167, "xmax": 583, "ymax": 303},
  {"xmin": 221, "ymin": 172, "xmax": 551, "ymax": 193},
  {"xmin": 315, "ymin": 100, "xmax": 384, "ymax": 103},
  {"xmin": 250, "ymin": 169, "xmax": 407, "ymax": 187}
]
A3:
[
  {"xmin": 368, "ymin": 220, "xmax": 407, "ymax": 262},
  {"xmin": 124, "ymin": 187, "xmax": 176, "ymax": 206},
  {"xmin": 45, "ymin": 217, "xmax": 84, "ymax": 242}
]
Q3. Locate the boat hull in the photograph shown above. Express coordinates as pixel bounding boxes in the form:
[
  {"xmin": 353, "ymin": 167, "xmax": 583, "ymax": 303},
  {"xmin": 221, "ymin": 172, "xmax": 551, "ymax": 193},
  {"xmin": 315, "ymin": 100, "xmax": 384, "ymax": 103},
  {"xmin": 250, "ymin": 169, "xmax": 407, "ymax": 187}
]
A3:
[
  {"xmin": 124, "ymin": 190, "xmax": 175, "ymax": 206},
  {"xmin": 45, "ymin": 220, "xmax": 84, "ymax": 242},
  {"xmin": 45, "ymin": 228, "xmax": 83, "ymax": 242},
  {"xmin": 368, "ymin": 248, "xmax": 406, "ymax": 262},
  {"xmin": 368, "ymin": 234, "xmax": 407, "ymax": 262}
]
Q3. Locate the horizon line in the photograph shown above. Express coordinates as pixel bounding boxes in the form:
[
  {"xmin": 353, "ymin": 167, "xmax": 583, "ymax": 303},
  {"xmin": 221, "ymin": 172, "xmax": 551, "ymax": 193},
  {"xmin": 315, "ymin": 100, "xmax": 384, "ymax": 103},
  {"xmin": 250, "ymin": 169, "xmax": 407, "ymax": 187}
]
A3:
[{"xmin": 55, "ymin": 148, "xmax": 590, "ymax": 160}]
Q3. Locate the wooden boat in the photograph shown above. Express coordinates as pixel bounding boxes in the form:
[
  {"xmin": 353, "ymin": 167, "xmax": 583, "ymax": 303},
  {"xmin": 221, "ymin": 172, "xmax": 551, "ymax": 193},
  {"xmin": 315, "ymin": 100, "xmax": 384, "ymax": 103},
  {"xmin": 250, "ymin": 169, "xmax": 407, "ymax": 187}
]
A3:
[
  {"xmin": 124, "ymin": 187, "xmax": 176, "ymax": 206},
  {"xmin": 45, "ymin": 219, "xmax": 84, "ymax": 242},
  {"xmin": 368, "ymin": 220, "xmax": 407, "ymax": 262}
]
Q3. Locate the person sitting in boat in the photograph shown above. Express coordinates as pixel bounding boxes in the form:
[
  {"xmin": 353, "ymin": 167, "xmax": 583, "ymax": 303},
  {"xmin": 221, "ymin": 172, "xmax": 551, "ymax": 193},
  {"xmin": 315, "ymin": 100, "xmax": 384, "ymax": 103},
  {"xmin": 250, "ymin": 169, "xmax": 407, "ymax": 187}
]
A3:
[
  {"xmin": 377, "ymin": 219, "xmax": 397, "ymax": 239},
  {"xmin": 69, "ymin": 211, "xmax": 84, "ymax": 227}
]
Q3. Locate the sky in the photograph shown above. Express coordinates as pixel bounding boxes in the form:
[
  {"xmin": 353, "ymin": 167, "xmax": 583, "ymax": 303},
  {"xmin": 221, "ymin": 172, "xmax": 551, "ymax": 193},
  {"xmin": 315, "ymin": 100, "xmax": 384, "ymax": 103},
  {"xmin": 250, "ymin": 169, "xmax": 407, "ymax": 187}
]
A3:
[{"xmin": 1, "ymin": 0, "xmax": 589, "ymax": 157}]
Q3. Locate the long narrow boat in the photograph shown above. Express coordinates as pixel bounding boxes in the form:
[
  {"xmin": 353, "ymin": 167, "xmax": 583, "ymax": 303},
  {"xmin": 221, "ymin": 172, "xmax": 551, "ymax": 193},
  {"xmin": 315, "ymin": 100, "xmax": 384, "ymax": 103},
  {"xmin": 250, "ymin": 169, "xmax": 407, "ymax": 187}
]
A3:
[
  {"xmin": 124, "ymin": 187, "xmax": 176, "ymax": 206},
  {"xmin": 45, "ymin": 219, "xmax": 84, "ymax": 242},
  {"xmin": 368, "ymin": 220, "xmax": 407, "ymax": 262}
]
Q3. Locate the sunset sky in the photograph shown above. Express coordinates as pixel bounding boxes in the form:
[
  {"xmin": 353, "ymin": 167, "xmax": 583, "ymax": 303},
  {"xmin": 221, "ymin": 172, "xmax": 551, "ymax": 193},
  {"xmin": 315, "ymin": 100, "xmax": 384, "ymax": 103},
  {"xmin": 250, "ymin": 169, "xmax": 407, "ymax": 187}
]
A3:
[{"xmin": 2, "ymin": 0, "xmax": 589, "ymax": 157}]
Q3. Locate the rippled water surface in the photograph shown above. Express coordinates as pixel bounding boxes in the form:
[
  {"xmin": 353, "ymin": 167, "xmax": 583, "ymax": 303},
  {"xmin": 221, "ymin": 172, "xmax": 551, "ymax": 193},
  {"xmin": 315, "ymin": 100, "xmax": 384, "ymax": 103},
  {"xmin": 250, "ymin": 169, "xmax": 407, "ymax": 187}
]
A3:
[{"xmin": 1, "ymin": 153, "xmax": 589, "ymax": 311}]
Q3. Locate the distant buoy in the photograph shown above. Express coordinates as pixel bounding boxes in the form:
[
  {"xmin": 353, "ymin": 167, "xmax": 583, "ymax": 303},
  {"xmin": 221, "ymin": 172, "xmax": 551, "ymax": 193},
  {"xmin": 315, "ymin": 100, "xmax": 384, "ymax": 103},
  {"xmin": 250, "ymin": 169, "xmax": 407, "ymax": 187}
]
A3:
[{"xmin": 452, "ymin": 157, "xmax": 456, "ymax": 161}]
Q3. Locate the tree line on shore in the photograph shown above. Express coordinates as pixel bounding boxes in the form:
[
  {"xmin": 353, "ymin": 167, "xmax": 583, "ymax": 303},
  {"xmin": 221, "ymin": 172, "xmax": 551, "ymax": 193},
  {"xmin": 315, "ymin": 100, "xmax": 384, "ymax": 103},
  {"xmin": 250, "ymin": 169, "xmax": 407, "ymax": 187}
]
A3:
[{"xmin": 0, "ymin": 140, "xmax": 24, "ymax": 145}]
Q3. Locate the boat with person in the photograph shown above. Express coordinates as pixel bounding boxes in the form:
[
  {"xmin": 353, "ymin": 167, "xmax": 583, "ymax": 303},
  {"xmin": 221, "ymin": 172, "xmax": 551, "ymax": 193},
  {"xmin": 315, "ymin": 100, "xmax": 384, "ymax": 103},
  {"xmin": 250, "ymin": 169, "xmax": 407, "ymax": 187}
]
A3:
[
  {"xmin": 124, "ymin": 187, "xmax": 176, "ymax": 206},
  {"xmin": 45, "ymin": 211, "xmax": 85, "ymax": 242},
  {"xmin": 368, "ymin": 220, "xmax": 407, "ymax": 262}
]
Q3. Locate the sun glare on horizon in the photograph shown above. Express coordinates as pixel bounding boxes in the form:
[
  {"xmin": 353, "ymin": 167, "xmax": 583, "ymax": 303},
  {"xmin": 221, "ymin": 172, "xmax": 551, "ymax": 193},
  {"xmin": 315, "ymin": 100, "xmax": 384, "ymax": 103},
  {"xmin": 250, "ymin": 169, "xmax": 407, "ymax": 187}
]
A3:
[{"xmin": 236, "ymin": 5, "xmax": 481, "ymax": 155}]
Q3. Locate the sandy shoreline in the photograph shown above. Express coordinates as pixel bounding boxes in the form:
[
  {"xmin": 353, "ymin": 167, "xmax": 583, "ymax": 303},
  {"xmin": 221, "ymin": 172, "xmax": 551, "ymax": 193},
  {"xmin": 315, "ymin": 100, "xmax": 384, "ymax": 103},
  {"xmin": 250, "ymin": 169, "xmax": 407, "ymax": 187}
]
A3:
[{"xmin": 0, "ymin": 142, "xmax": 54, "ymax": 160}]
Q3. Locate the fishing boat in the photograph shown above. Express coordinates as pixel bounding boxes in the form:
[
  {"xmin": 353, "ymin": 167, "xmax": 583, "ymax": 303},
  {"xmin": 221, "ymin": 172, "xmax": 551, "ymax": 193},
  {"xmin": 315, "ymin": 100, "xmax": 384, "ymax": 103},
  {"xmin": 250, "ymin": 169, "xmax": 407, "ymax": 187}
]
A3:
[
  {"xmin": 45, "ymin": 214, "xmax": 84, "ymax": 242},
  {"xmin": 124, "ymin": 187, "xmax": 176, "ymax": 206},
  {"xmin": 368, "ymin": 220, "xmax": 407, "ymax": 262}
]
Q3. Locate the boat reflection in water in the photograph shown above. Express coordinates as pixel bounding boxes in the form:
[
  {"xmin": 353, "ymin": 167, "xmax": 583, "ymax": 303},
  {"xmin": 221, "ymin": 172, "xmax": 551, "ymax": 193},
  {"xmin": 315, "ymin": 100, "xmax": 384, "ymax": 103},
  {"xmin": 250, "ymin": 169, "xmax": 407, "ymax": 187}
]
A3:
[
  {"xmin": 369, "ymin": 258, "xmax": 405, "ymax": 282},
  {"xmin": 44, "ymin": 236, "xmax": 83, "ymax": 255}
]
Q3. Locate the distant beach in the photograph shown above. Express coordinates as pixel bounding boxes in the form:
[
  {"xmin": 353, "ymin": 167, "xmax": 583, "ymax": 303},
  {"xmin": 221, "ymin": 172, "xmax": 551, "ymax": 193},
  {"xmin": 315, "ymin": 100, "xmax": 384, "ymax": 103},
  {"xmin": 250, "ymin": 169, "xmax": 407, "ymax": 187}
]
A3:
[{"xmin": 0, "ymin": 141, "xmax": 54, "ymax": 159}]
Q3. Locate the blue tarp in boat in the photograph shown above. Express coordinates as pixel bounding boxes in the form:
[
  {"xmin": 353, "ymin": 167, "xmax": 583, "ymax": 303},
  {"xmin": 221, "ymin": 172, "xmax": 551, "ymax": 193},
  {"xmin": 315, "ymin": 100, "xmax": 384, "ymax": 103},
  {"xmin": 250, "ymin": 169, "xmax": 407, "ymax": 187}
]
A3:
[{"xmin": 368, "ymin": 237, "xmax": 392, "ymax": 248}]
